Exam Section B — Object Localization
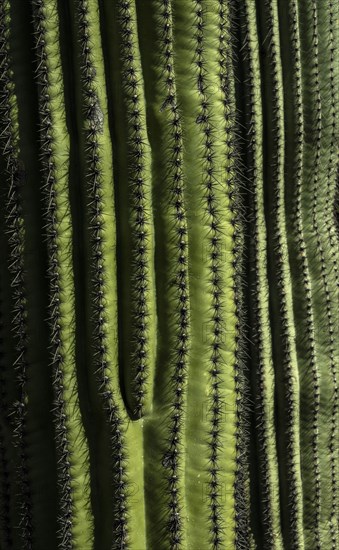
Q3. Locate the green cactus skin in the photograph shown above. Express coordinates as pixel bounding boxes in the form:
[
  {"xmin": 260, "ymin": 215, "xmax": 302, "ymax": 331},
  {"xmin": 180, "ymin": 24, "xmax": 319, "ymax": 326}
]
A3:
[
  {"xmin": 76, "ymin": 1, "xmax": 132, "ymax": 547},
  {"xmin": 324, "ymin": 1, "xmax": 339, "ymax": 541},
  {"xmin": 75, "ymin": 2, "xmax": 146, "ymax": 548},
  {"xmin": 190, "ymin": 3, "xmax": 238, "ymax": 546},
  {"xmin": 31, "ymin": 0, "xmax": 94, "ymax": 547},
  {"xmin": 297, "ymin": 1, "xmax": 339, "ymax": 547},
  {"xmin": 114, "ymin": 0, "xmax": 156, "ymax": 421},
  {"xmin": 254, "ymin": 0, "xmax": 304, "ymax": 547},
  {"xmin": 11, "ymin": 0, "xmax": 61, "ymax": 545},
  {"xmin": 0, "ymin": 3, "xmax": 31, "ymax": 548},
  {"xmin": 0, "ymin": 1, "xmax": 338, "ymax": 549},
  {"xmin": 134, "ymin": 1, "xmax": 191, "ymax": 546},
  {"xmin": 216, "ymin": 2, "xmax": 252, "ymax": 547},
  {"xmin": 312, "ymin": 3, "xmax": 339, "ymax": 546},
  {"xmin": 232, "ymin": 1, "xmax": 284, "ymax": 547},
  {"xmin": 278, "ymin": 1, "xmax": 322, "ymax": 547}
]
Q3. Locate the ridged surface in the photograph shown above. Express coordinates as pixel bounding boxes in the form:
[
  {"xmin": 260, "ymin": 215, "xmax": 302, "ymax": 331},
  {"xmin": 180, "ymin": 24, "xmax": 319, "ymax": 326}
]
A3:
[
  {"xmin": 32, "ymin": 0, "xmax": 94, "ymax": 547},
  {"xmin": 0, "ymin": 1, "xmax": 337, "ymax": 549},
  {"xmin": 0, "ymin": 2, "xmax": 31, "ymax": 546},
  {"xmin": 232, "ymin": 1, "xmax": 284, "ymax": 546},
  {"xmin": 278, "ymin": 1, "xmax": 321, "ymax": 547}
]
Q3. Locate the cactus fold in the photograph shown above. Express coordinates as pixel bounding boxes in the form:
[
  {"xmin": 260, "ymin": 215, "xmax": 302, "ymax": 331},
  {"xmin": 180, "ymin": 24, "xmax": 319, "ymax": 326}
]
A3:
[{"xmin": 0, "ymin": 1, "xmax": 338, "ymax": 549}]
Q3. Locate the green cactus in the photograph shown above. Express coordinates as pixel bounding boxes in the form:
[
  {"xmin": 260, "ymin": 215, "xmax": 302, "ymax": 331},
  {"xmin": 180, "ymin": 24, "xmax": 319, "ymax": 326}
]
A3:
[{"xmin": 0, "ymin": 1, "xmax": 338, "ymax": 549}]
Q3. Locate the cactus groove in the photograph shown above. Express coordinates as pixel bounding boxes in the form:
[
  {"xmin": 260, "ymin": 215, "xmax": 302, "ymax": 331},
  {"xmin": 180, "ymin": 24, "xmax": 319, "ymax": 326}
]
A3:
[
  {"xmin": 0, "ymin": 1, "xmax": 338, "ymax": 549},
  {"xmin": 0, "ymin": 2, "xmax": 32, "ymax": 547}
]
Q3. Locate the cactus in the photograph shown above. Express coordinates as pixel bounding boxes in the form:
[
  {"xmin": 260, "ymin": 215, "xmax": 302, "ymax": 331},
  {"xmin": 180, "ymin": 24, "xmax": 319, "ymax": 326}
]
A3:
[{"xmin": 0, "ymin": 1, "xmax": 338, "ymax": 549}]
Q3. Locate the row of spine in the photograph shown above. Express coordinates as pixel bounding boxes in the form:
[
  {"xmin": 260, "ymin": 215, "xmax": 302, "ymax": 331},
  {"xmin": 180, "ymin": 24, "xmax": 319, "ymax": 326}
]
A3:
[{"xmin": 0, "ymin": 1, "xmax": 337, "ymax": 549}]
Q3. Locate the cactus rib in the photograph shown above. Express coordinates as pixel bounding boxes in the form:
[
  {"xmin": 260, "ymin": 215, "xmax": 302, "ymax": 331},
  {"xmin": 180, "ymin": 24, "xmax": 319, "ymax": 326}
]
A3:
[
  {"xmin": 117, "ymin": 0, "xmax": 155, "ymax": 420},
  {"xmin": 192, "ymin": 2, "xmax": 238, "ymax": 546},
  {"xmin": 0, "ymin": 2, "xmax": 337, "ymax": 548},
  {"xmin": 217, "ymin": 2, "xmax": 252, "ymax": 547},
  {"xmin": 256, "ymin": 0, "xmax": 304, "ymax": 545},
  {"xmin": 318, "ymin": 2, "xmax": 339, "ymax": 541},
  {"xmin": 156, "ymin": 2, "xmax": 191, "ymax": 547},
  {"xmin": 32, "ymin": 1, "xmax": 93, "ymax": 546},
  {"xmin": 0, "ymin": 1, "xmax": 32, "ymax": 545},
  {"xmin": 310, "ymin": 2, "xmax": 337, "ymax": 545},
  {"xmin": 233, "ymin": 1, "xmax": 284, "ymax": 546},
  {"xmin": 279, "ymin": 0, "xmax": 322, "ymax": 547},
  {"xmin": 77, "ymin": 1, "xmax": 130, "ymax": 546}
]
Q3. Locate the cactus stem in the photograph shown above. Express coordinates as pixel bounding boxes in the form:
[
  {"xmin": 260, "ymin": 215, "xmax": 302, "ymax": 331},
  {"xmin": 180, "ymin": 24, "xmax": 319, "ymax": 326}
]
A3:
[
  {"xmin": 0, "ymin": 1, "xmax": 32, "ymax": 546},
  {"xmin": 233, "ymin": 1, "xmax": 284, "ymax": 546},
  {"xmin": 117, "ymin": 0, "xmax": 153, "ymax": 419},
  {"xmin": 193, "ymin": 2, "xmax": 229, "ymax": 546},
  {"xmin": 217, "ymin": 2, "xmax": 252, "ymax": 547},
  {"xmin": 156, "ymin": 2, "xmax": 191, "ymax": 547},
  {"xmin": 32, "ymin": 1, "xmax": 94, "ymax": 546},
  {"xmin": 0, "ymin": 1, "xmax": 336, "ymax": 547},
  {"xmin": 308, "ymin": 3, "xmax": 338, "ymax": 546},
  {"xmin": 0, "ymin": 294, "xmax": 13, "ymax": 548},
  {"xmin": 280, "ymin": 0, "xmax": 321, "ymax": 547},
  {"xmin": 256, "ymin": 0, "xmax": 304, "ymax": 545},
  {"xmin": 31, "ymin": 4, "xmax": 75, "ymax": 545},
  {"xmin": 324, "ymin": 2, "xmax": 339, "ymax": 539},
  {"xmin": 77, "ymin": 1, "xmax": 129, "ymax": 546}
]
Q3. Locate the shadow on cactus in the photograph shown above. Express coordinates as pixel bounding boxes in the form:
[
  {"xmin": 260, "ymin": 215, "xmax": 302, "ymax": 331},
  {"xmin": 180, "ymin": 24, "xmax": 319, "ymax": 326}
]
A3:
[{"xmin": 0, "ymin": 0, "xmax": 338, "ymax": 549}]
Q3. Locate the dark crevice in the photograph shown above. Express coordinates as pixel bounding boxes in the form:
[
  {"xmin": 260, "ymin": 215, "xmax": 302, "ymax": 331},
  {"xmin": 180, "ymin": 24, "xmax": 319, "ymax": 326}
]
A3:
[
  {"xmin": 255, "ymin": 1, "xmax": 300, "ymax": 547},
  {"xmin": 98, "ymin": 0, "xmax": 138, "ymax": 420},
  {"xmin": 0, "ymin": 152, "xmax": 18, "ymax": 549},
  {"xmin": 230, "ymin": 3, "xmax": 265, "ymax": 547},
  {"xmin": 9, "ymin": 1, "xmax": 58, "ymax": 546},
  {"xmin": 58, "ymin": 2, "xmax": 115, "ymax": 549}
]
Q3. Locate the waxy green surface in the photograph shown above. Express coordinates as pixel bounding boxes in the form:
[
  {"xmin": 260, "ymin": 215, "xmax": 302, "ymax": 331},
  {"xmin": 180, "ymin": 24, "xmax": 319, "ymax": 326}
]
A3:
[{"xmin": 0, "ymin": 1, "xmax": 338, "ymax": 549}]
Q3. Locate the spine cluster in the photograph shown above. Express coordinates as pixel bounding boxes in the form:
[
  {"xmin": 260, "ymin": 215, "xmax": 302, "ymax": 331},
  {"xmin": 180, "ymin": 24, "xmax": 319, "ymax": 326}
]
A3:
[
  {"xmin": 0, "ymin": 2, "xmax": 32, "ymax": 547},
  {"xmin": 0, "ymin": 1, "xmax": 337, "ymax": 548},
  {"xmin": 117, "ymin": 0, "xmax": 152, "ymax": 419},
  {"xmin": 158, "ymin": 2, "xmax": 190, "ymax": 547},
  {"xmin": 32, "ymin": 2, "xmax": 74, "ymax": 547},
  {"xmin": 78, "ymin": 1, "xmax": 129, "ymax": 546}
]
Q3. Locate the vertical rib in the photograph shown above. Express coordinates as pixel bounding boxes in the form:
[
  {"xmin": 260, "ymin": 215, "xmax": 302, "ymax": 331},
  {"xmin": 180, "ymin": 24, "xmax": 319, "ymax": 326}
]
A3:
[
  {"xmin": 32, "ymin": 1, "xmax": 94, "ymax": 547},
  {"xmin": 0, "ymin": 1, "xmax": 32, "ymax": 545},
  {"xmin": 191, "ymin": 2, "xmax": 239, "ymax": 546},
  {"xmin": 116, "ymin": 0, "xmax": 156, "ymax": 419},
  {"xmin": 77, "ymin": 1, "xmax": 130, "ymax": 546},
  {"xmin": 232, "ymin": 1, "xmax": 283, "ymax": 546},
  {"xmin": 153, "ymin": 2, "xmax": 191, "ymax": 547},
  {"xmin": 193, "ymin": 3, "xmax": 224, "ymax": 545},
  {"xmin": 217, "ymin": 2, "xmax": 252, "ymax": 547},
  {"xmin": 297, "ymin": 0, "xmax": 339, "ymax": 546},
  {"xmin": 318, "ymin": 1, "xmax": 339, "ymax": 542},
  {"xmin": 256, "ymin": 0, "xmax": 304, "ymax": 546},
  {"xmin": 278, "ymin": 0, "xmax": 321, "ymax": 547},
  {"xmin": 131, "ymin": 1, "xmax": 191, "ymax": 546}
]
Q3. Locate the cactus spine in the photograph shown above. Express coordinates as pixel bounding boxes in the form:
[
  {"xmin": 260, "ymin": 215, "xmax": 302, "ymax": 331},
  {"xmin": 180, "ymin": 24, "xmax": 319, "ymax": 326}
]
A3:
[{"xmin": 0, "ymin": 1, "xmax": 338, "ymax": 549}]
